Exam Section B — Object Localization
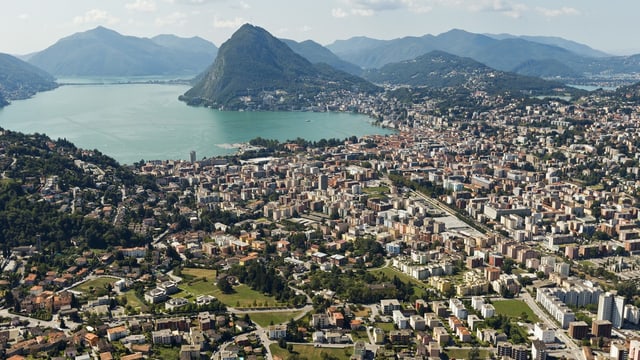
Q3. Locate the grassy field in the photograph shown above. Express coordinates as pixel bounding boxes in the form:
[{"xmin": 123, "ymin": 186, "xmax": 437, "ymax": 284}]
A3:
[
  {"xmin": 492, "ymin": 299, "xmax": 539, "ymax": 323},
  {"xmin": 181, "ymin": 267, "xmax": 217, "ymax": 280},
  {"xmin": 122, "ymin": 290, "xmax": 147, "ymax": 312},
  {"xmin": 445, "ymin": 348, "xmax": 493, "ymax": 359},
  {"xmin": 350, "ymin": 330, "xmax": 369, "ymax": 341},
  {"xmin": 374, "ymin": 322, "xmax": 395, "ymax": 332},
  {"xmin": 72, "ymin": 277, "xmax": 119, "ymax": 294},
  {"xmin": 242, "ymin": 311, "xmax": 303, "ymax": 327},
  {"xmin": 371, "ymin": 266, "xmax": 427, "ymax": 298},
  {"xmin": 353, "ymin": 307, "xmax": 371, "ymax": 318},
  {"xmin": 270, "ymin": 344, "xmax": 351, "ymax": 360},
  {"xmin": 363, "ymin": 186, "xmax": 390, "ymax": 199},
  {"xmin": 177, "ymin": 275, "xmax": 282, "ymax": 308},
  {"xmin": 153, "ymin": 345, "xmax": 180, "ymax": 359}
]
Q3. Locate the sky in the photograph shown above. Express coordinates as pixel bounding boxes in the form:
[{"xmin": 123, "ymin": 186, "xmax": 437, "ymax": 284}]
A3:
[{"xmin": 2, "ymin": 0, "xmax": 639, "ymax": 56}]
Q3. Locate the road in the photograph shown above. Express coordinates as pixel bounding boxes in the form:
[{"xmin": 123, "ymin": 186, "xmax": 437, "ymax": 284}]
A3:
[
  {"xmin": 520, "ymin": 291, "xmax": 583, "ymax": 360},
  {"xmin": 0, "ymin": 307, "xmax": 80, "ymax": 336}
]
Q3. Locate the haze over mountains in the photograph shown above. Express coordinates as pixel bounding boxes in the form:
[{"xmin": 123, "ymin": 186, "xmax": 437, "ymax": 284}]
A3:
[
  {"xmin": 327, "ymin": 29, "xmax": 640, "ymax": 79},
  {"xmin": 362, "ymin": 51, "xmax": 570, "ymax": 96},
  {"xmin": 3, "ymin": 23, "xmax": 640, "ymax": 110},
  {"xmin": 0, "ymin": 53, "xmax": 57, "ymax": 107},
  {"xmin": 27, "ymin": 26, "xmax": 218, "ymax": 77}
]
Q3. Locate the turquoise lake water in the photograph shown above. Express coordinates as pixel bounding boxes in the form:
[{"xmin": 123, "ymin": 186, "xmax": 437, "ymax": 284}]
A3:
[{"xmin": 0, "ymin": 83, "xmax": 393, "ymax": 164}]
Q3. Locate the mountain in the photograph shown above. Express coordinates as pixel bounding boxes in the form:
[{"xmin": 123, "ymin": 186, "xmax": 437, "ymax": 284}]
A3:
[
  {"xmin": 485, "ymin": 33, "xmax": 611, "ymax": 58},
  {"xmin": 328, "ymin": 29, "xmax": 640, "ymax": 79},
  {"xmin": 363, "ymin": 51, "xmax": 571, "ymax": 96},
  {"xmin": 0, "ymin": 53, "xmax": 57, "ymax": 106},
  {"xmin": 280, "ymin": 39, "xmax": 362, "ymax": 76},
  {"xmin": 28, "ymin": 26, "xmax": 216, "ymax": 77},
  {"xmin": 328, "ymin": 29, "xmax": 583, "ymax": 72},
  {"xmin": 511, "ymin": 59, "xmax": 581, "ymax": 78},
  {"xmin": 181, "ymin": 24, "xmax": 379, "ymax": 110}
]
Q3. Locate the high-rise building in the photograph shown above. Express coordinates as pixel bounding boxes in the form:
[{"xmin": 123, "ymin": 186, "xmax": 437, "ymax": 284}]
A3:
[
  {"xmin": 190, "ymin": 150, "xmax": 196, "ymax": 163},
  {"xmin": 318, "ymin": 174, "xmax": 328, "ymax": 191},
  {"xmin": 597, "ymin": 292, "xmax": 625, "ymax": 328}
]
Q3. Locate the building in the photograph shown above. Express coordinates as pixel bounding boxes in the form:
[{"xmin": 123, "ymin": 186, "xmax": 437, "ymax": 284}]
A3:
[
  {"xmin": 531, "ymin": 340, "xmax": 548, "ymax": 360},
  {"xmin": 597, "ymin": 292, "xmax": 625, "ymax": 329},
  {"xmin": 106, "ymin": 326, "xmax": 129, "ymax": 342},
  {"xmin": 433, "ymin": 327, "xmax": 449, "ymax": 345},
  {"xmin": 534, "ymin": 323, "xmax": 555, "ymax": 343},
  {"xmin": 592, "ymin": 319, "xmax": 612, "ymax": 338},
  {"xmin": 610, "ymin": 342, "xmax": 629, "ymax": 360},
  {"xmin": 380, "ymin": 299, "xmax": 402, "ymax": 315},
  {"xmin": 352, "ymin": 341, "xmax": 366, "ymax": 360},
  {"xmin": 481, "ymin": 303, "xmax": 495, "ymax": 318},
  {"xmin": 409, "ymin": 315, "xmax": 425, "ymax": 330},
  {"xmin": 498, "ymin": 342, "xmax": 513, "ymax": 358},
  {"xmin": 267, "ymin": 325, "xmax": 287, "ymax": 339},
  {"xmin": 512, "ymin": 344, "xmax": 529, "ymax": 360},
  {"xmin": 568, "ymin": 321, "xmax": 589, "ymax": 340},
  {"xmin": 393, "ymin": 310, "xmax": 408, "ymax": 329},
  {"xmin": 180, "ymin": 344, "xmax": 200, "ymax": 360}
]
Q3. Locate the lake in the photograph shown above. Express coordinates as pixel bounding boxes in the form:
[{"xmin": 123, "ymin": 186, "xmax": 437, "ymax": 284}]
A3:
[{"xmin": 0, "ymin": 83, "xmax": 393, "ymax": 165}]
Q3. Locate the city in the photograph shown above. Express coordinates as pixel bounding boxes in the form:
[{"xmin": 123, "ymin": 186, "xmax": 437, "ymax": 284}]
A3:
[{"xmin": 1, "ymin": 81, "xmax": 640, "ymax": 360}]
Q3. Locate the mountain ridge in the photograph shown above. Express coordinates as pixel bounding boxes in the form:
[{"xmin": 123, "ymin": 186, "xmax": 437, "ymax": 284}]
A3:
[
  {"xmin": 28, "ymin": 26, "xmax": 217, "ymax": 77},
  {"xmin": 363, "ymin": 50, "xmax": 573, "ymax": 96},
  {"xmin": 181, "ymin": 24, "xmax": 379, "ymax": 110},
  {"xmin": 327, "ymin": 29, "xmax": 639, "ymax": 79}
]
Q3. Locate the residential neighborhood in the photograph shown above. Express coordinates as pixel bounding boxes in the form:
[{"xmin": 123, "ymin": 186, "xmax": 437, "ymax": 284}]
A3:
[{"xmin": 2, "ymin": 84, "xmax": 640, "ymax": 360}]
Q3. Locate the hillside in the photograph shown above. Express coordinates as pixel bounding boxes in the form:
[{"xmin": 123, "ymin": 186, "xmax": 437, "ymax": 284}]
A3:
[
  {"xmin": 486, "ymin": 33, "xmax": 611, "ymax": 58},
  {"xmin": 181, "ymin": 24, "xmax": 379, "ymax": 110},
  {"xmin": 0, "ymin": 53, "xmax": 57, "ymax": 106},
  {"xmin": 28, "ymin": 26, "xmax": 216, "ymax": 77},
  {"xmin": 281, "ymin": 39, "xmax": 362, "ymax": 76},
  {"xmin": 363, "ymin": 51, "xmax": 573, "ymax": 96}
]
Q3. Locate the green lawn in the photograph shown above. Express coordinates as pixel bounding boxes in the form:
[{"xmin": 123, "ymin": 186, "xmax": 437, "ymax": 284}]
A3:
[
  {"xmin": 363, "ymin": 186, "xmax": 390, "ymax": 200},
  {"xmin": 270, "ymin": 344, "xmax": 351, "ymax": 360},
  {"xmin": 181, "ymin": 267, "xmax": 217, "ymax": 280},
  {"xmin": 353, "ymin": 307, "xmax": 371, "ymax": 318},
  {"xmin": 154, "ymin": 345, "xmax": 180, "ymax": 359},
  {"xmin": 72, "ymin": 277, "xmax": 119, "ymax": 294},
  {"xmin": 177, "ymin": 279, "xmax": 281, "ymax": 308},
  {"xmin": 122, "ymin": 290, "xmax": 147, "ymax": 312},
  {"xmin": 445, "ymin": 348, "xmax": 493, "ymax": 359},
  {"xmin": 492, "ymin": 299, "xmax": 539, "ymax": 323},
  {"xmin": 374, "ymin": 322, "xmax": 395, "ymax": 332},
  {"xmin": 371, "ymin": 266, "xmax": 427, "ymax": 297},
  {"xmin": 351, "ymin": 330, "xmax": 369, "ymax": 341},
  {"xmin": 242, "ymin": 311, "xmax": 304, "ymax": 327}
]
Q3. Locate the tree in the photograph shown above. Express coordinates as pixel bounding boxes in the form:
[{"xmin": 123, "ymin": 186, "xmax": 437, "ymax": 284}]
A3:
[
  {"xmin": 469, "ymin": 345, "xmax": 480, "ymax": 360},
  {"xmin": 217, "ymin": 277, "xmax": 234, "ymax": 294}
]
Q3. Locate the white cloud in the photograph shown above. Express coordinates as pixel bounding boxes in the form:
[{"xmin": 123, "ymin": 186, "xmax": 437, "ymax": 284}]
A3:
[
  {"xmin": 155, "ymin": 12, "xmax": 188, "ymax": 26},
  {"xmin": 300, "ymin": 25, "xmax": 312, "ymax": 33},
  {"xmin": 126, "ymin": 0, "xmax": 157, "ymax": 12},
  {"xmin": 239, "ymin": 1, "xmax": 251, "ymax": 9},
  {"xmin": 73, "ymin": 9, "xmax": 120, "ymax": 25},
  {"xmin": 351, "ymin": 8, "xmax": 374, "ymax": 16},
  {"xmin": 465, "ymin": 0, "xmax": 527, "ymax": 18},
  {"xmin": 213, "ymin": 16, "xmax": 245, "ymax": 29},
  {"xmin": 338, "ymin": 0, "xmax": 433, "ymax": 16},
  {"xmin": 168, "ymin": 0, "xmax": 223, "ymax": 4},
  {"xmin": 536, "ymin": 6, "xmax": 580, "ymax": 17},
  {"xmin": 18, "ymin": 13, "xmax": 29, "ymax": 20},
  {"xmin": 332, "ymin": 8, "xmax": 348, "ymax": 18}
]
